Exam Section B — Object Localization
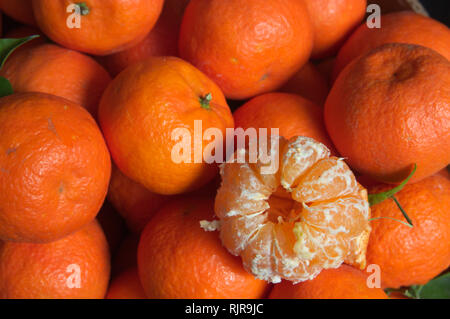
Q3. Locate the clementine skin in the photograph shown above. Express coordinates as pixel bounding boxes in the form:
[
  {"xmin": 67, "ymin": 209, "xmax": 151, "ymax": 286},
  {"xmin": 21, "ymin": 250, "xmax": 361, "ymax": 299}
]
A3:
[
  {"xmin": 0, "ymin": 93, "xmax": 111, "ymax": 243},
  {"xmin": 233, "ymin": 93, "xmax": 335, "ymax": 152},
  {"xmin": 107, "ymin": 165, "xmax": 170, "ymax": 234},
  {"xmin": 303, "ymin": 0, "xmax": 366, "ymax": 59},
  {"xmin": 269, "ymin": 265, "xmax": 388, "ymax": 299},
  {"xmin": 366, "ymin": 172, "xmax": 450, "ymax": 289},
  {"xmin": 100, "ymin": 0, "xmax": 190, "ymax": 76},
  {"xmin": 98, "ymin": 56, "xmax": 234, "ymax": 195},
  {"xmin": 179, "ymin": 0, "xmax": 313, "ymax": 100},
  {"xmin": 1, "ymin": 0, "xmax": 36, "ymax": 26},
  {"xmin": 31, "ymin": 0, "xmax": 165, "ymax": 55},
  {"xmin": 137, "ymin": 197, "xmax": 268, "ymax": 299},
  {"xmin": 333, "ymin": 11, "xmax": 450, "ymax": 81},
  {"xmin": 0, "ymin": 43, "xmax": 111, "ymax": 117},
  {"xmin": 106, "ymin": 267, "xmax": 147, "ymax": 299},
  {"xmin": 0, "ymin": 221, "xmax": 110, "ymax": 299},
  {"xmin": 280, "ymin": 63, "xmax": 330, "ymax": 106},
  {"xmin": 325, "ymin": 43, "xmax": 450, "ymax": 184}
]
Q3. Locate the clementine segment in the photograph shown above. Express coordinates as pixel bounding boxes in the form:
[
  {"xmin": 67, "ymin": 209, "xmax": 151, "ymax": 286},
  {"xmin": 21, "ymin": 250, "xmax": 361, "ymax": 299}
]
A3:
[
  {"xmin": 333, "ymin": 11, "xmax": 450, "ymax": 80},
  {"xmin": 0, "ymin": 93, "xmax": 111, "ymax": 243},
  {"xmin": 138, "ymin": 197, "xmax": 268, "ymax": 299},
  {"xmin": 0, "ymin": 43, "xmax": 111, "ymax": 116},
  {"xmin": 325, "ymin": 43, "xmax": 450, "ymax": 184},
  {"xmin": 32, "ymin": 0, "xmax": 164, "ymax": 55},
  {"xmin": 215, "ymin": 136, "xmax": 371, "ymax": 283},
  {"xmin": 269, "ymin": 265, "xmax": 388, "ymax": 299},
  {"xmin": 367, "ymin": 172, "xmax": 450, "ymax": 288},
  {"xmin": 99, "ymin": 56, "xmax": 234, "ymax": 195},
  {"xmin": 179, "ymin": 0, "xmax": 313, "ymax": 99},
  {"xmin": 0, "ymin": 221, "xmax": 110, "ymax": 299}
]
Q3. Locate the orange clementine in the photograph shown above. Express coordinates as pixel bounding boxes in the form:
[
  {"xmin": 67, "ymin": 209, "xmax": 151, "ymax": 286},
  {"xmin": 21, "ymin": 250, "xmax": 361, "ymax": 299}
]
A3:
[
  {"xmin": 269, "ymin": 265, "xmax": 388, "ymax": 299},
  {"xmin": 0, "ymin": 44, "xmax": 111, "ymax": 116},
  {"xmin": 280, "ymin": 63, "xmax": 330, "ymax": 106},
  {"xmin": 32, "ymin": 0, "xmax": 164, "ymax": 55},
  {"xmin": 325, "ymin": 43, "xmax": 450, "ymax": 184},
  {"xmin": 100, "ymin": 0, "xmax": 190, "ymax": 76},
  {"xmin": 179, "ymin": 0, "xmax": 313, "ymax": 99},
  {"xmin": 333, "ymin": 11, "xmax": 450, "ymax": 80},
  {"xmin": 1, "ymin": 0, "xmax": 36, "ymax": 26},
  {"xmin": 108, "ymin": 165, "xmax": 170, "ymax": 234},
  {"xmin": 0, "ymin": 221, "xmax": 110, "ymax": 299},
  {"xmin": 233, "ymin": 93, "xmax": 335, "ymax": 151},
  {"xmin": 138, "ymin": 197, "xmax": 268, "ymax": 298},
  {"xmin": 215, "ymin": 136, "xmax": 371, "ymax": 283},
  {"xmin": 366, "ymin": 172, "xmax": 450, "ymax": 288},
  {"xmin": 106, "ymin": 267, "xmax": 146, "ymax": 299},
  {"xmin": 0, "ymin": 93, "xmax": 111, "ymax": 243},
  {"xmin": 303, "ymin": 0, "xmax": 367, "ymax": 59},
  {"xmin": 99, "ymin": 56, "xmax": 234, "ymax": 195}
]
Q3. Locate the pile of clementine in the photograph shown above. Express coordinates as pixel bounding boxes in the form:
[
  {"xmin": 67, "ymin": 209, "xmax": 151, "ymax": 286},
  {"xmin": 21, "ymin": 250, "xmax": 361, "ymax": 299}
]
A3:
[{"xmin": 0, "ymin": 0, "xmax": 448, "ymax": 300}]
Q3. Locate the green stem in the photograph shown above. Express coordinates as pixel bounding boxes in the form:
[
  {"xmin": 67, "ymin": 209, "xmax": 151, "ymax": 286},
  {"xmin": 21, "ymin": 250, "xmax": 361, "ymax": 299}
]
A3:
[
  {"xmin": 369, "ymin": 216, "xmax": 413, "ymax": 228},
  {"xmin": 392, "ymin": 195, "xmax": 413, "ymax": 227},
  {"xmin": 368, "ymin": 164, "xmax": 416, "ymax": 228},
  {"xmin": 199, "ymin": 93, "xmax": 212, "ymax": 110},
  {"xmin": 76, "ymin": 2, "xmax": 90, "ymax": 15}
]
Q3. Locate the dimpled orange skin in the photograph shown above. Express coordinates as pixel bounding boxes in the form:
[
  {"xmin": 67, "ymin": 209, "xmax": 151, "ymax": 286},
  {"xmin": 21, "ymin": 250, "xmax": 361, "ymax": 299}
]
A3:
[
  {"xmin": 100, "ymin": 0, "xmax": 190, "ymax": 76},
  {"xmin": 179, "ymin": 0, "xmax": 313, "ymax": 100},
  {"xmin": 233, "ymin": 93, "xmax": 336, "ymax": 152},
  {"xmin": 98, "ymin": 56, "xmax": 234, "ymax": 195},
  {"xmin": 31, "ymin": 0, "xmax": 164, "ymax": 56},
  {"xmin": 108, "ymin": 165, "xmax": 170, "ymax": 234},
  {"xmin": 0, "ymin": 221, "xmax": 110, "ymax": 299},
  {"xmin": 137, "ymin": 197, "xmax": 268, "ymax": 299},
  {"xmin": 269, "ymin": 265, "xmax": 388, "ymax": 299},
  {"xmin": 303, "ymin": 0, "xmax": 366, "ymax": 59},
  {"xmin": 106, "ymin": 267, "xmax": 147, "ymax": 299},
  {"xmin": 0, "ymin": 0, "xmax": 36, "ymax": 26},
  {"xmin": 366, "ymin": 173, "xmax": 450, "ymax": 289},
  {"xmin": 0, "ymin": 93, "xmax": 111, "ymax": 243},
  {"xmin": 0, "ymin": 44, "xmax": 111, "ymax": 117},
  {"xmin": 325, "ymin": 44, "xmax": 450, "ymax": 184},
  {"xmin": 333, "ymin": 11, "xmax": 450, "ymax": 81},
  {"xmin": 280, "ymin": 62, "xmax": 330, "ymax": 106}
]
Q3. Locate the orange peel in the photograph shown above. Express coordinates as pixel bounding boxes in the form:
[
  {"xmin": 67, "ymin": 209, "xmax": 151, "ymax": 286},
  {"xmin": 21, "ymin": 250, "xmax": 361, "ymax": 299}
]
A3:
[{"xmin": 211, "ymin": 136, "xmax": 371, "ymax": 283}]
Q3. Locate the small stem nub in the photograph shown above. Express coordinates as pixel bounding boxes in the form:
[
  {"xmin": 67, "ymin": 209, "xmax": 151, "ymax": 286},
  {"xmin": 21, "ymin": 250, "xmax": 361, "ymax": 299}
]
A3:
[
  {"xmin": 76, "ymin": 2, "xmax": 90, "ymax": 16},
  {"xmin": 368, "ymin": 163, "xmax": 417, "ymax": 228},
  {"xmin": 199, "ymin": 93, "xmax": 212, "ymax": 110}
]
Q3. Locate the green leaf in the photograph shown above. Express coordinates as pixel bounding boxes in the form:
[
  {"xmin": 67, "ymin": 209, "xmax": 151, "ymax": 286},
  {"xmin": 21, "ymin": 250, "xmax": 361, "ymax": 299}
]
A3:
[
  {"xmin": 0, "ymin": 76, "xmax": 13, "ymax": 98},
  {"xmin": 0, "ymin": 35, "xmax": 40, "ymax": 69},
  {"xmin": 404, "ymin": 273, "xmax": 450, "ymax": 299},
  {"xmin": 368, "ymin": 163, "xmax": 417, "ymax": 207}
]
